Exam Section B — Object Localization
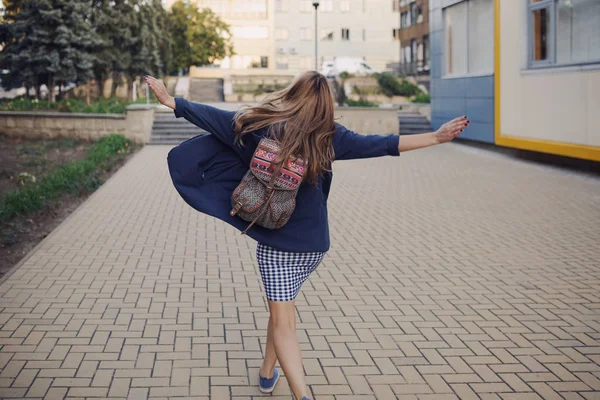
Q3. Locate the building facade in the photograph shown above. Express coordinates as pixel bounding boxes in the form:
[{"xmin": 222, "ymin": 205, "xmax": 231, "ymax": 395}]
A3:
[
  {"xmin": 430, "ymin": 0, "xmax": 600, "ymax": 161},
  {"xmin": 165, "ymin": 0, "xmax": 402, "ymax": 76},
  {"xmin": 394, "ymin": 0, "xmax": 430, "ymax": 76}
]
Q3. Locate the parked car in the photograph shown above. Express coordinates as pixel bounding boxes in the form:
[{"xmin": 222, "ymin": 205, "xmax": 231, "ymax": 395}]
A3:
[{"xmin": 321, "ymin": 58, "xmax": 379, "ymax": 78}]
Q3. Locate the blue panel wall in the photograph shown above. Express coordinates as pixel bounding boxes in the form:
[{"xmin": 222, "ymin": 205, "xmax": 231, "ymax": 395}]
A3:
[{"xmin": 429, "ymin": 0, "xmax": 495, "ymax": 143}]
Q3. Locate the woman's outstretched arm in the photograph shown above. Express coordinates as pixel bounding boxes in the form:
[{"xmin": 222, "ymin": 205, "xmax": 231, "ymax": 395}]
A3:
[{"xmin": 398, "ymin": 116, "xmax": 470, "ymax": 152}]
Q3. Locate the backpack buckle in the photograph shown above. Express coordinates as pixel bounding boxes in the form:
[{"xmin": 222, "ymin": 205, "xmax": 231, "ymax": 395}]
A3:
[{"xmin": 230, "ymin": 201, "xmax": 243, "ymax": 216}]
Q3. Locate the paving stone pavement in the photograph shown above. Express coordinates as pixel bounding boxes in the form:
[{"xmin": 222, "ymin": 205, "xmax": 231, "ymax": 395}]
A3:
[{"xmin": 0, "ymin": 143, "xmax": 599, "ymax": 400}]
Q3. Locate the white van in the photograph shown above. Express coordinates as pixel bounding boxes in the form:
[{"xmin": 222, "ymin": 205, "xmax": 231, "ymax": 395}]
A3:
[{"xmin": 321, "ymin": 58, "xmax": 379, "ymax": 77}]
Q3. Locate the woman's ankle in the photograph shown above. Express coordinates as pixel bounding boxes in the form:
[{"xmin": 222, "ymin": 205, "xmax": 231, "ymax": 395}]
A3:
[{"xmin": 259, "ymin": 364, "xmax": 275, "ymax": 378}]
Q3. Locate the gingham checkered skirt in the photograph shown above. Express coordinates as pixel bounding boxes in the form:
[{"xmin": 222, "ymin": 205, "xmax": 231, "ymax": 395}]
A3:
[{"xmin": 256, "ymin": 243, "xmax": 326, "ymax": 302}]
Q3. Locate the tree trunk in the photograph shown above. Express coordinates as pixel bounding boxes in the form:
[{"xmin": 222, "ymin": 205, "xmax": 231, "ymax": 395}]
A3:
[
  {"xmin": 86, "ymin": 78, "xmax": 92, "ymax": 106},
  {"xmin": 35, "ymin": 85, "xmax": 41, "ymax": 100},
  {"xmin": 58, "ymin": 83, "xmax": 62, "ymax": 100},
  {"xmin": 48, "ymin": 74, "xmax": 55, "ymax": 102},
  {"xmin": 110, "ymin": 71, "xmax": 119, "ymax": 98},
  {"xmin": 25, "ymin": 85, "xmax": 30, "ymax": 99},
  {"xmin": 96, "ymin": 75, "xmax": 105, "ymax": 99},
  {"xmin": 126, "ymin": 75, "xmax": 134, "ymax": 101}
]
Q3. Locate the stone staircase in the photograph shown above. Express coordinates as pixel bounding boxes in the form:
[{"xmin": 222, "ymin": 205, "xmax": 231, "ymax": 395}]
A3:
[
  {"xmin": 398, "ymin": 113, "xmax": 432, "ymax": 135},
  {"xmin": 148, "ymin": 111, "xmax": 206, "ymax": 145},
  {"xmin": 188, "ymin": 78, "xmax": 224, "ymax": 102}
]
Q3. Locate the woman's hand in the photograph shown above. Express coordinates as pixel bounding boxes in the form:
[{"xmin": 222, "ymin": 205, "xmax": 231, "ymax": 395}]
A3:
[
  {"xmin": 144, "ymin": 75, "xmax": 176, "ymax": 110},
  {"xmin": 435, "ymin": 116, "xmax": 470, "ymax": 144}
]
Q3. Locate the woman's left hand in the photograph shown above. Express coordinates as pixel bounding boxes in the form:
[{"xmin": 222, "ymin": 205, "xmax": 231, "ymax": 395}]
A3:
[
  {"xmin": 435, "ymin": 116, "xmax": 470, "ymax": 144},
  {"xmin": 144, "ymin": 75, "xmax": 176, "ymax": 110}
]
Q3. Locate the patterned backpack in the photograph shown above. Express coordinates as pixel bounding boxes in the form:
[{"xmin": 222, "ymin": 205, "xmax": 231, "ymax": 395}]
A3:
[{"xmin": 230, "ymin": 138, "xmax": 305, "ymax": 234}]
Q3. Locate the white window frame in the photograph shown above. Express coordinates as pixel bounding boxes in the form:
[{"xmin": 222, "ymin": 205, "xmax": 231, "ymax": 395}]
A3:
[
  {"xmin": 527, "ymin": 0, "xmax": 600, "ymax": 69},
  {"xmin": 442, "ymin": 0, "xmax": 494, "ymax": 79}
]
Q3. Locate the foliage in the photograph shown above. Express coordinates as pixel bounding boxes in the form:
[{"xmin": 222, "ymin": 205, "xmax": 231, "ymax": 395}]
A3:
[
  {"xmin": 345, "ymin": 99, "xmax": 379, "ymax": 108},
  {"xmin": 0, "ymin": 96, "xmax": 157, "ymax": 113},
  {"xmin": 412, "ymin": 93, "xmax": 430, "ymax": 103},
  {"xmin": 374, "ymin": 72, "xmax": 422, "ymax": 98},
  {"xmin": 0, "ymin": 0, "xmax": 101, "ymax": 101},
  {"xmin": 0, "ymin": 0, "xmax": 206, "ymax": 101},
  {"xmin": 0, "ymin": 134, "xmax": 131, "ymax": 223},
  {"xmin": 169, "ymin": 0, "xmax": 234, "ymax": 72}
]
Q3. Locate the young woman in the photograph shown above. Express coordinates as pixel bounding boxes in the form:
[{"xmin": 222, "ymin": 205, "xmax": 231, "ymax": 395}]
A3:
[{"xmin": 145, "ymin": 72, "xmax": 468, "ymax": 400}]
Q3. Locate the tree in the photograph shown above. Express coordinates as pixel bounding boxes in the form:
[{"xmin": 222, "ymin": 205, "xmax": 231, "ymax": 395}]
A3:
[
  {"xmin": 0, "ymin": 0, "xmax": 100, "ymax": 101},
  {"xmin": 168, "ymin": 1, "xmax": 233, "ymax": 73}
]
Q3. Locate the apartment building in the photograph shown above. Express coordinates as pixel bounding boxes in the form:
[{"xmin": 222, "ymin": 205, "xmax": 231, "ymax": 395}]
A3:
[
  {"xmin": 393, "ymin": 0, "xmax": 429, "ymax": 76},
  {"xmin": 164, "ymin": 0, "xmax": 401, "ymax": 76}
]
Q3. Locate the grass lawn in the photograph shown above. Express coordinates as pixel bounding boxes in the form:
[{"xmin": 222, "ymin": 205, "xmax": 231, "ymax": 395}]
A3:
[{"xmin": 0, "ymin": 134, "xmax": 140, "ymax": 277}]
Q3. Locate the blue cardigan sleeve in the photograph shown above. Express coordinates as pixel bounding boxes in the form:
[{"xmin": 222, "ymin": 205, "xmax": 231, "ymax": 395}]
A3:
[
  {"xmin": 174, "ymin": 97, "xmax": 237, "ymax": 148},
  {"xmin": 333, "ymin": 123, "xmax": 400, "ymax": 161}
]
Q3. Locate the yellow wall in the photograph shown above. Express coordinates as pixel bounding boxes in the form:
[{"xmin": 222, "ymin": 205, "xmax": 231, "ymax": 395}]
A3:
[{"xmin": 496, "ymin": 0, "xmax": 600, "ymax": 161}]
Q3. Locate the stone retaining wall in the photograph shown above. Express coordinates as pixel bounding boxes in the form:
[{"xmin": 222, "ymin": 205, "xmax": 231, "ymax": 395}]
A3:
[
  {"xmin": 0, "ymin": 104, "xmax": 155, "ymax": 144},
  {"xmin": 335, "ymin": 107, "xmax": 399, "ymax": 134}
]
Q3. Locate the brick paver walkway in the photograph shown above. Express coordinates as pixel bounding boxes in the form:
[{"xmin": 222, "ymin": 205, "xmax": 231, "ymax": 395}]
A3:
[{"xmin": 1, "ymin": 143, "xmax": 599, "ymax": 400}]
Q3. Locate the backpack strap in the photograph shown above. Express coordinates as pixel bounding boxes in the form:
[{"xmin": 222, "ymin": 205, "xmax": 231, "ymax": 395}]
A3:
[{"xmin": 241, "ymin": 162, "xmax": 284, "ymax": 235}]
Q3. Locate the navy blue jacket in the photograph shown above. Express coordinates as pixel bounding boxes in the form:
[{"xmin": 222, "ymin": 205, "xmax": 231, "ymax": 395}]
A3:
[{"xmin": 167, "ymin": 97, "xmax": 400, "ymax": 252}]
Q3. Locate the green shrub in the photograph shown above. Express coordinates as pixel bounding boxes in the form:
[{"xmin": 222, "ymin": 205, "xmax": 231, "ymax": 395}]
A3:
[
  {"xmin": 345, "ymin": 99, "xmax": 379, "ymax": 108},
  {"xmin": 412, "ymin": 93, "xmax": 430, "ymax": 103},
  {"xmin": 0, "ymin": 134, "xmax": 131, "ymax": 223},
  {"xmin": 0, "ymin": 96, "xmax": 157, "ymax": 114},
  {"xmin": 374, "ymin": 73, "xmax": 422, "ymax": 97}
]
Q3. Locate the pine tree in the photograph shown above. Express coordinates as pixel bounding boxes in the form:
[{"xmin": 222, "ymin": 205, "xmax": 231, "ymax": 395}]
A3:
[{"xmin": 0, "ymin": 0, "xmax": 100, "ymax": 101}]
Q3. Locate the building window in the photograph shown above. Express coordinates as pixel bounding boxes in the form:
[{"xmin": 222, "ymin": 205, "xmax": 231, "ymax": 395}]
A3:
[
  {"xmin": 275, "ymin": 28, "xmax": 289, "ymax": 40},
  {"xmin": 320, "ymin": 28, "xmax": 334, "ymax": 41},
  {"xmin": 423, "ymin": 34, "xmax": 429, "ymax": 68},
  {"xmin": 229, "ymin": 55, "xmax": 269, "ymax": 69},
  {"xmin": 341, "ymin": 0, "xmax": 350, "ymax": 12},
  {"xmin": 528, "ymin": 0, "xmax": 600, "ymax": 67},
  {"xmin": 363, "ymin": 28, "xmax": 366, "ymax": 41},
  {"xmin": 300, "ymin": 56, "xmax": 313, "ymax": 70},
  {"xmin": 275, "ymin": 0, "xmax": 287, "ymax": 12},
  {"xmin": 300, "ymin": 27, "xmax": 312, "ymax": 41},
  {"xmin": 230, "ymin": 26, "xmax": 269, "ymax": 39},
  {"xmin": 321, "ymin": 0, "xmax": 333, "ymax": 12},
  {"xmin": 410, "ymin": 2, "xmax": 418, "ymax": 25},
  {"xmin": 443, "ymin": 0, "xmax": 494, "ymax": 76},
  {"xmin": 393, "ymin": 29, "xmax": 400, "ymax": 40},
  {"xmin": 401, "ymin": 11, "xmax": 410, "ymax": 28},
  {"xmin": 276, "ymin": 57, "xmax": 289, "ymax": 69},
  {"xmin": 417, "ymin": 5, "xmax": 423, "ymax": 23},
  {"xmin": 341, "ymin": 28, "xmax": 350, "ymax": 41},
  {"xmin": 300, "ymin": 0, "xmax": 312, "ymax": 12}
]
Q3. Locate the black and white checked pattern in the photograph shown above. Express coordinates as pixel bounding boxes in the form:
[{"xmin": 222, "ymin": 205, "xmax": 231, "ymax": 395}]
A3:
[{"xmin": 256, "ymin": 243, "xmax": 326, "ymax": 302}]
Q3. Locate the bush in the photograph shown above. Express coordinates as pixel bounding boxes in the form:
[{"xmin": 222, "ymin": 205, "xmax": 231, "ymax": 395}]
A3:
[
  {"xmin": 375, "ymin": 73, "xmax": 422, "ymax": 98},
  {"xmin": 412, "ymin": 93, "xmax": 430, "ymax": 103},
  {"xmin": 0, "ymin": 96, "xmax": 157, "ymax": 114},
  {"xmin": 0, "ymin": 134, "xmax": 131, "ymax": 223},
  {"xmin": 345, "ymin": 99, "xmax": 379, "ymax": 108}
]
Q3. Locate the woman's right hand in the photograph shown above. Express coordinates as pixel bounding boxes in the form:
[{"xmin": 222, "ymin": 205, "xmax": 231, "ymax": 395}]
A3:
[{"xmin": 144, "ymin": 75, "xmax": 176, "ymax": 110}]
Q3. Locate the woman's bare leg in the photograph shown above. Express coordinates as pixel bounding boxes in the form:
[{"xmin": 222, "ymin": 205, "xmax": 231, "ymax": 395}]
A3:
[
  {"xmin": 268, "ymin": 300, "xmax": 310, "ymax": 399},
  {"xmin": 259, "ymin": 315, "xmax": 278, "ymax": 378}
]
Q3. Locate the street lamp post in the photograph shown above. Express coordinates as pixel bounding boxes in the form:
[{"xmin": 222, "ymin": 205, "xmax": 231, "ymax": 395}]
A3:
[{"xmin": 313, "ymin": 1, "xmax": 320, "ymax": 71}]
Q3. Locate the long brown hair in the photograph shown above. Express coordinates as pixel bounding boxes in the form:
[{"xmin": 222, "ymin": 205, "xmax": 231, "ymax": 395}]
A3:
[{"xmin": 233, "ymin": 71, "xmax": 336, "ymax": 184}]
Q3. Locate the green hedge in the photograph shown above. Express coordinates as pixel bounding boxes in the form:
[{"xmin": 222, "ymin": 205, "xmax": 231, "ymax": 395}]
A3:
[
  {"xmin": 412, "ymin": 93, "xmax": 430, "ymax": 103},
  {"xmin": 0, "ymin": 97, "xmax": 157, "ymax": 114},
  {"xmin": 345, "ymin": 99, "xmax": 379, "ymax": 108},
  {"xmin": 0, "ymin": 134, "xmax": 131, "ymax": 223},
  {"xmin": 375, "ymin": 73, "xmax": 422, "ymax": 97}
]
